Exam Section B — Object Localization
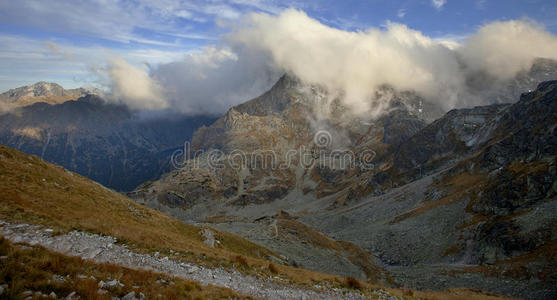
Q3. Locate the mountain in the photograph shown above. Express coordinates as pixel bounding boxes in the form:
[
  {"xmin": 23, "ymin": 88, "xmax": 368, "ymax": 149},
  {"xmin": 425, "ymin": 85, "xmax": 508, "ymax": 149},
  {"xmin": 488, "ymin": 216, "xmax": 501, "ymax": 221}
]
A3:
[
  {"xmin": 304, "ymin": 81, "xmax": 557, "ymax": 299},
  {"xmin": 130, "ymin": 59, "xmax": 557, "ymax": 299},
  {"xmin": 1, "ymin": 138, "xmax": 509, "ymax": 299},
  {"xmin": 0, "ymin": 94, "xmax": 216, "ymax": 191},
  {"xmin": 0, "ymin": 81, "xmax": 87, "ymax": 111},
  {"xmin": 466, "ymin": 58, "xmax": 557, "ymax": 104},
  {"xmin": 0, "ymin": 143, "xmax": 279, "ymax": 264}
]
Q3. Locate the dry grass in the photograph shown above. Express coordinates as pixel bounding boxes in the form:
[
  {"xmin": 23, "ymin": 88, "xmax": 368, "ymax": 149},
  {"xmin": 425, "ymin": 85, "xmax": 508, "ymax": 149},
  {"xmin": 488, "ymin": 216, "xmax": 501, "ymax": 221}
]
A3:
[
  {"xmin": 234, "ymin": 255, "xmax": 249, "ymax": 270},
  {"xmin": 277, "ymin": 219, "xmax": 342, "ymax": 251},
  {"xmin": 268, "ymin": 263, "xmax": 279, "ymax": 274},
  {"xmin": 0, "ymin": 145, "xmax": 370, "ymax": 289},
  {"xmin": 337, "ymin": 241, "xmax": 392, "ymax": 285},
  {"xmin": 0, "ymin": 236, "xmax": 247, "ymax": 299},
  {"xmin": 0, "ymin": 145, "xmax": 275, "ymax": 268},
  {"xmin": 410, "ymin": 289, "xmax": 511, "ymax": 300},
  {"xmin": 392, "ymin": 171, "xmax": 486, "ymax": 224},
  {"xmin": 0, "ymin": 145, "xmax": 512, "ymax": 299},
  {"xmin": 344, "ymin": 277, "xmax": 363, "ymax": 290}
]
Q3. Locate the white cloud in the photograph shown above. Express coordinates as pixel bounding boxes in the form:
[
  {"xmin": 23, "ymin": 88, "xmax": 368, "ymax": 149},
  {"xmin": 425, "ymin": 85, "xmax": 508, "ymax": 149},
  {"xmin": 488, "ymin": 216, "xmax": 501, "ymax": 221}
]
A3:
[
  {"xmin": 104, "ymin": 57, "xmax": 168, "ymax": 110},
  {"xmin": 397, "ymin": 9, "xmax": 406, "ymax": 19},
  {"xmin": 431, "ymin": 0, "xmax": 447, "ymax": 10},
  {"xmin": 0, "ymin": 33, "xmax": 189, "ymax": 92},
  {"xmin": 138, "ymin": 10, "xmax": 557, "ymax": 117},
  {"xmin": 4, "ymin": 6, "xmax": 557, "ymax": 119},
  {"xmin": 229, "ymin": 9, "xmax": 464, "ymax": 113},
  {"xmin": 460, "ymin": 20, "xmax": 557, "ymax": 79},
  {"xmin": 0, "ymin": 0, "xmax": 284, "ymax": 46},
  {"xmin": 150, "ymin": 45, "xmax": 280, "ymax": 115}
]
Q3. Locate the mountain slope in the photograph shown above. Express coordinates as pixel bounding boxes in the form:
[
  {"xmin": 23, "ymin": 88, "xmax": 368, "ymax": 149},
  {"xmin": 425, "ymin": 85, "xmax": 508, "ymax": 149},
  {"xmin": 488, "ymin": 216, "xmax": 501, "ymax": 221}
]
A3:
[
  {"xmin": 0, "ymin": 95, "xmax": 216, "ymax": 191},
  {"xmin": 0, "ymin": 235, "xmax": 244, "ymax": 299},
  {"xmin": 0, "ymin": 144, "xmax": 508, "ymax": 300},
  {"xmin": 129, "ymin": 60, "xmax": 557, "ymax": 299},
  {"xmin": 0, "ymin": 144, "xmax": 348, "ymax": 291},
  {"xmin": 304, "ymin": 81, "xmax": 557, "ymax": 299},
  {"xmin": 0, "ymin": 144, "xmax": 277, "ymax": 262}
]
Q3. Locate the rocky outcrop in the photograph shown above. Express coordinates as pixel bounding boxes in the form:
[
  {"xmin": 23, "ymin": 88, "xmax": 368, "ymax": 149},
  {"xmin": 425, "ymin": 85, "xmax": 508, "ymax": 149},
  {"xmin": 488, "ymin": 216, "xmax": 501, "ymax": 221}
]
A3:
[
  {"xmin": 0, "ymin": 81, "xmax": 87, "ymax": 111},
  {"xmin": 129, "ymin": 61, "xmax": 557, "ymax": 298},
  {"xmin": 304, "ymin": 81, "xmax": 557, "ymax": 299}
]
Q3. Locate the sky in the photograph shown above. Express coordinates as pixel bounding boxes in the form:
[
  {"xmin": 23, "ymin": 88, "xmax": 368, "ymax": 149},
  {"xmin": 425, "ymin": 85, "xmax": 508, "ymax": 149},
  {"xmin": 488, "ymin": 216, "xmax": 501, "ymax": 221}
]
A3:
[
  {"xmin": 1, "ymin": 0, "xmax": 557, "ymax": 115},
  {"xmin": 0, "ymin": 0, "xmax": 556, "ymax": 92}
]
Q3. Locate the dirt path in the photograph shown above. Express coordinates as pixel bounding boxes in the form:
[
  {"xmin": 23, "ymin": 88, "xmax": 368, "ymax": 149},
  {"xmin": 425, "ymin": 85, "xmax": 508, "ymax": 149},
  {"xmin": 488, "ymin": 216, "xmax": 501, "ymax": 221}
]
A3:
[{"xmin": 0, "ymin": 220, "xmax": 399, "ymax": 300}]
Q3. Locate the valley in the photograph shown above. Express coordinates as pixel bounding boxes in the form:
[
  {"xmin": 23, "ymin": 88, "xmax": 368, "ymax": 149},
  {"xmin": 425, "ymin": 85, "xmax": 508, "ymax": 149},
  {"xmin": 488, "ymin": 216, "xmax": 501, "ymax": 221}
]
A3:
[{"xmin": 2, "ymin": 3, "xmax": 557, "ymax": 298}]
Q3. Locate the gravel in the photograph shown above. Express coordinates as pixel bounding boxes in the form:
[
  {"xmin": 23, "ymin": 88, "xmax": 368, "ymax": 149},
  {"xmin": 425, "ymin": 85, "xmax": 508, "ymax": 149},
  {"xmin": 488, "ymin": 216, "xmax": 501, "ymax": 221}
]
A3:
[{"xmin": 0, "ymin": 219, "xmax": 398, "ymax": 300}]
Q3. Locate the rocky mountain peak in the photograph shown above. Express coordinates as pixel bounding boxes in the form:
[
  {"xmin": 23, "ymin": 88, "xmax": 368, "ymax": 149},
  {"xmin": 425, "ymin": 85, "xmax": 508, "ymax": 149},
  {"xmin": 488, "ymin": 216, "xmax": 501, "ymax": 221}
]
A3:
[{"xmin": 0, "ymin": 81, "xmax": 88, "ymax": 110}]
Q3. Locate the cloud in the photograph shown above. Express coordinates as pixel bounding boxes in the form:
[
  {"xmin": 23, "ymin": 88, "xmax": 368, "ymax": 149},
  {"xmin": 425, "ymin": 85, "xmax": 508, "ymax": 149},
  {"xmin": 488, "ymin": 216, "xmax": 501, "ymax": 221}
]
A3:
[
  {"xmin": 431, "ymin": 0, "xmax": 447, "ymax": 10},
  {"xmin": 104, "ymin": 57, "xmax": 168, "ymax": 110},
  {"xmin": 0, "ymin": 0, "xmax": 290, "ymax": 47},
  {"xmin": 460, "ymin": 20, "xmax": 557, "ymax": 79},
  {"xmin": 397, "ymin": 9, "xmax": 406, "ymax": 19},
  {"xmin": 85, "ymin": 9, "xmax": 557, "ymax": 118},
  {"xmin": 150, "ymin": 45, "xmax": 280, "ymax": 115},
  {"xmin": 44, "ymin": 41, "xmax": 73, "ymax": 60},
  {"xmin": 228, "ymin": 9, "xmax": 464, "ymax": 113}
]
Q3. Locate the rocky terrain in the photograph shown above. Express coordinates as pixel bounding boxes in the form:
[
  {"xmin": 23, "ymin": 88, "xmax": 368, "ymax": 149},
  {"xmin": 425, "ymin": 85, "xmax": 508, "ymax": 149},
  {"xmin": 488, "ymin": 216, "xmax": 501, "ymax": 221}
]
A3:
[
  {"xmin": 129, "ymin": 59, "xmax": 557, "ymax": 299},
  {"xmin": 0, "ymin": 141, "xmax": 506, "ymax": 299},
  {"xmin": 0, "ymin": 220, "xmax": 378, "ymax": 300},
  {"xmin": 0, "ymin": 94, "xmax": 215, "ymax": 191},
  {"xmin": 0, "ymin": 81, "xmax": 87, "ymax": 111},
  {"xmin": 2, "ymin": 59, "xmax": 556, "ymax": 299}
]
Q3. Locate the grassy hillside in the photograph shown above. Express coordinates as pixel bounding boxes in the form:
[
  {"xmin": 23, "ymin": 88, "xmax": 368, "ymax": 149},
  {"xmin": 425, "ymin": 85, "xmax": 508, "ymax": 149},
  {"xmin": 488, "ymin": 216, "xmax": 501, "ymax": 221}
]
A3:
[
  {"xmin": 0, "ymin": 144, "xmax": 511, "ymax": 299},
  {"xmin": 0, "ymin": 144, "xmax": 354, "ymax": 287},
  {"xmin": 0, "ymin": 237, "xmax": 244, "ymax": 299},
  {"xmin": 0, "ymin": 144, "xmax": 275, "ymax": 264}
]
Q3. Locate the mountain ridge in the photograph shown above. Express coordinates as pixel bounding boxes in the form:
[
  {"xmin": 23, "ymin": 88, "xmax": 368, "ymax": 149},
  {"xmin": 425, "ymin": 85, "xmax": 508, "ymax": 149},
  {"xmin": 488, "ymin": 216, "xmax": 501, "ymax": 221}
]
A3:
[
  {"xmin": 0, "ymin": 81, "xmax": 89, "ymax": 110},
  {"xmin": 129, "ymin": 61, "xmax": 557, "ymax": 299},
  {"xmin": 0, "ymin": 93, "xmax": 216, "ymax": 191}
]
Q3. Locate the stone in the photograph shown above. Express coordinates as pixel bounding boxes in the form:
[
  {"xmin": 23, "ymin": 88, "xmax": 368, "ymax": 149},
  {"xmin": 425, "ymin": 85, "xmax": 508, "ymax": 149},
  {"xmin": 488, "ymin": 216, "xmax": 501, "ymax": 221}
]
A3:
[
  {"xmin": 64, "ymin": 291, "xmax": 76, "ymax": 300},
  {"xmin": 122, "ymin": 291, "xmax": 135, "ymax": 300},
  {"xmin": 104, "ymin": 280, "xmax": 124, "ymax": 288},
  {"xmin": 97, "ymin": 289, "xmax": 108, "ymax": 295},
  {"xmin": 200, "ymin": 228, "xmax": 215, "ymax": 248}
]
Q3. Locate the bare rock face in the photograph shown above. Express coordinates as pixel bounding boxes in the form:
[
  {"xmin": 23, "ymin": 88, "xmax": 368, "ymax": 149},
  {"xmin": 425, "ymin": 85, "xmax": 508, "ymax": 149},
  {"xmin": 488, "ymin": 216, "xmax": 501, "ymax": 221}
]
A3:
[
  {"xmin": 304, "ymin": 81, "xmax": 557, "ymax": 299},
  {"xmin": 130, "ymin": 61, "xmax": 557, "ymax": 299},
  {"xmin": 0, "ymin": 81, "xmax": 87, "ymax": 111},
  {"xmin": 131, "ymin": 74, "xmax": 437, "ymax": 212}
]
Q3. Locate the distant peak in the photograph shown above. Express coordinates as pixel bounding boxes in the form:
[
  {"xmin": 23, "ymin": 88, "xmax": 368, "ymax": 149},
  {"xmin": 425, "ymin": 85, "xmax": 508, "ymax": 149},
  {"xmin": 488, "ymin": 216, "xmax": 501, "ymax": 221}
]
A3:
[{"xmin": 0, "ymin": 81, "xmax": 89, "ymax": 110}]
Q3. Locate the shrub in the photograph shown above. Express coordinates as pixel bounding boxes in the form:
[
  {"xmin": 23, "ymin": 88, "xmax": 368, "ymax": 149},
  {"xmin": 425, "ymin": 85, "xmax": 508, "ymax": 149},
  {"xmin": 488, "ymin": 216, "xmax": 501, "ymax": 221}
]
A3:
[
  {"xmin": 234, "ymin": 255, "xmax": 249, "ymax": 267},
  {"xmin": 345, "ymin": 277, "xmax": 362, "ymax": 290},
  {"xmin": 268, "ymin": 263, "xmax": 278, "ymax": 274}
]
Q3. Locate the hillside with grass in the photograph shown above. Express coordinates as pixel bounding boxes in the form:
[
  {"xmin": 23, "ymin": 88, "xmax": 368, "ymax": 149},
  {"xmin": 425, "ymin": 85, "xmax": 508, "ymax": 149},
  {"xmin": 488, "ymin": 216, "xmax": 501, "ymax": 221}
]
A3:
[
  {"xmin": 0, "ymin": 144, "xmax": 512, "ymax": 299},
  {"xmin": 0, "ymin": 236, "xmax": 245, "ymax": 299}
]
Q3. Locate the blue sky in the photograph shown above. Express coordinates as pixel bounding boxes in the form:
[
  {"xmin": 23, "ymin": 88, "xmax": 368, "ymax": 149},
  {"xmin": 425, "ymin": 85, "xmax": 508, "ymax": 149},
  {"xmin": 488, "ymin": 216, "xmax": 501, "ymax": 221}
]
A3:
[{"xmin": 1, "ymin": 0, "xmax": 557, "ymax": 92}]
